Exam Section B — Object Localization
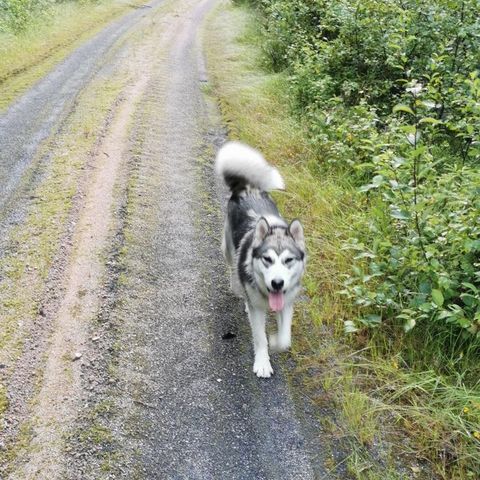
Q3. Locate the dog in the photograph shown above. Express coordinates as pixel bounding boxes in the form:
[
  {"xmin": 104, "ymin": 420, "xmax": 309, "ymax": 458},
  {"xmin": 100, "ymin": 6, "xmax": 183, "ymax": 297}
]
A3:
[{"xmin": 215, "ymin": 141, "xmax": 306, "ymax": 378}]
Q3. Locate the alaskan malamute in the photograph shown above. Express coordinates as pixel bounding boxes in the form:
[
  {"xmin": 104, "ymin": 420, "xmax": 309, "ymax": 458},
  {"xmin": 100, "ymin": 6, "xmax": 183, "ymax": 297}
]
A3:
[{"xmin": 216, "ymin": 142, "xmax": 306, "ymax": 378}]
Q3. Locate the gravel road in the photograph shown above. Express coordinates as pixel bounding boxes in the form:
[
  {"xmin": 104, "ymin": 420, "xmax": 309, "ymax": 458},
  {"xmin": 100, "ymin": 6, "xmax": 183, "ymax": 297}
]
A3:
[
  {"xmin": 97, "ymin": 0, "xmax": 324, "ymax": 477},
  {"xmin": 0, "ymin": 0, "xmax": 161, "ymax": 234},
  {"xmin": 0, "ymin": 0, "xmax": 330, "ymax": 478}
]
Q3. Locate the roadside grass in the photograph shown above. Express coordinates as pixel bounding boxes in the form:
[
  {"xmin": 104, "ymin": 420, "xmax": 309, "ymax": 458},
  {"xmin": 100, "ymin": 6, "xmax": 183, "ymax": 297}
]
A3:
[
  {"xmin": 0, "ymin": 0, "xmax": 145, "ymax": 111},
  {"xmin": 203, "ymin": 2, "xmax": 480, "ymax": 479}
]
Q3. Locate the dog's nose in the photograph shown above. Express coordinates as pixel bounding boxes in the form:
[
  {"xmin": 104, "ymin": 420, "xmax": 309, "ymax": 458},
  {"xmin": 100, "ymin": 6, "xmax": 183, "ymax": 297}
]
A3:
[{"xmin": 271, "ymin": 279, "xmax": 284, "ymax": 291}]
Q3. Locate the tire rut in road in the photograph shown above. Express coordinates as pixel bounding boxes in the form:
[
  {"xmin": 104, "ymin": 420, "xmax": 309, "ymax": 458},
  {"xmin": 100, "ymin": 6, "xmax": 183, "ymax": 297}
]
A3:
[{"xmin": 6, "ymin": 47, "xmax": 151, "ymax": 480}]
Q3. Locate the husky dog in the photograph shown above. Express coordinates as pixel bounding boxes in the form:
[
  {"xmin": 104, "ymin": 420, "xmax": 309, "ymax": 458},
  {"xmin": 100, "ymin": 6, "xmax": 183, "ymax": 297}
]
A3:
[{"xmin": 216, "ymin": 142, "xmax": 306, "ymax": 378}]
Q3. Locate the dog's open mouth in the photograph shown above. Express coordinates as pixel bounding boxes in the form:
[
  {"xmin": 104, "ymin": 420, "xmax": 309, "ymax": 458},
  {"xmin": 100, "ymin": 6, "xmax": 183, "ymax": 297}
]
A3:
[{"xmin": 268, "ymin": 291, "xmax": 285, "ymax": 312}]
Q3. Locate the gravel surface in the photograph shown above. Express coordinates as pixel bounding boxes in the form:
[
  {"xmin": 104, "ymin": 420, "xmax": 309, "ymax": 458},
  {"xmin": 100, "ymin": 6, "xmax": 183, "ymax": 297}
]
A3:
[
  {"xmin": 0, "ymin": 0, "xmax": 332, "ymax": 477},
  {"xmin": 96, "ymin": 0, "xmax": 327, "ymax": 477}
]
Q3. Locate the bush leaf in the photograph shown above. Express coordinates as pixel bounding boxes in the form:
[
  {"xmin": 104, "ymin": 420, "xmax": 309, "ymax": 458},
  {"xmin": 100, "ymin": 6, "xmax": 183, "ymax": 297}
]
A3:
[
  {"xmin": 432, "ymin": 289, "xmax": 444, "ymax": 307},
  {"xmin": 393, "ymin": 104, "xmax": 414, "ymax": 115}
]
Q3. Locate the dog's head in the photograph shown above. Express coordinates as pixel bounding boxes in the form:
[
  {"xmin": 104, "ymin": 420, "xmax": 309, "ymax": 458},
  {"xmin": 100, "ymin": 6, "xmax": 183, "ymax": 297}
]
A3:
[{"xmin": 251, "ymin": 217, "xmax": 306, "ymax": 312}]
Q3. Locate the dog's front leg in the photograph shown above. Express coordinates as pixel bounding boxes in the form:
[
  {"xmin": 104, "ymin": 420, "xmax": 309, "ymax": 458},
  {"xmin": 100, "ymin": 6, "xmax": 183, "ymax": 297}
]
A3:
[
  {"xmin": 270, "ymin": 304, "xmax": 293, "ymax": 352},
  {"xmin": 246, "ymin": 303, "xmax": 273, "ymax": 378}
]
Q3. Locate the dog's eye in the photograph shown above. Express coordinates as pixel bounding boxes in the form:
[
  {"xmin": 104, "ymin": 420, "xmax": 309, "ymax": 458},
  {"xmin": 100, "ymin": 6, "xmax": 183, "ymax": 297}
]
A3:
[
  {"xmin": 262, "ymin": 256, "xmax": 273, "ymax": 264},
  {"xmin": 285, "ymin": 257, "xmax": 295, "ymax": 265}
]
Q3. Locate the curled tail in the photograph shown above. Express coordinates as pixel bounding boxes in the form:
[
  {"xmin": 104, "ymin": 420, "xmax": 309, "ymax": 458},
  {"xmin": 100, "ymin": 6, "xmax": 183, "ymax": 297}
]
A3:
[{"xmin": 215, "ymin": 141, "xmax": 285, "ymax": 194}]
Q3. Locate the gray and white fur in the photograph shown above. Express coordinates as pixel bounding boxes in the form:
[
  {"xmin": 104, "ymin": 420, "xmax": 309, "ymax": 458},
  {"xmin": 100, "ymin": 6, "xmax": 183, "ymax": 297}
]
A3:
[{"xmin": 216, "ymin": 142, "xmax": 306, "ymax": 378}]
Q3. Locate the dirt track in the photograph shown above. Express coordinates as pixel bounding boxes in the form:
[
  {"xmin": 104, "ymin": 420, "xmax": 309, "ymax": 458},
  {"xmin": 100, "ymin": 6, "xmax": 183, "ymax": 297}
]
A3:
[{"xmin": 0, "ymin": 0, "xmax": 329, "ymax": 478}]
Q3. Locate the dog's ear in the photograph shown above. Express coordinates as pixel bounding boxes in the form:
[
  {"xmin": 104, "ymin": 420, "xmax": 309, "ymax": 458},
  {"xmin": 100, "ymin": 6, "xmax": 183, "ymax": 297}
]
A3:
[
  {"xmin": 288, "ymin": 219, "xmax": 304, "ymax": 250},
  {"xmin": 254, "ymin": 217, "xmax": 270, "ymax": 244}
]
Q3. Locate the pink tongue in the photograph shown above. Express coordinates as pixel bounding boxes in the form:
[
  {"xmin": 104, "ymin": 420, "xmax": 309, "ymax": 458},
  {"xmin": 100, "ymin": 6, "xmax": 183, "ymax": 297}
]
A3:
[{"xmin": 268, "ymin": 292, "xmax": 285, "ymax": 312}]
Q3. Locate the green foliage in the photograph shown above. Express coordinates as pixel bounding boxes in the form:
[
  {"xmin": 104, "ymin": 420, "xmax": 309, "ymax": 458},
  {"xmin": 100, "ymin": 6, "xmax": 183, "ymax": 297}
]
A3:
[
  {"xmin": 251, "ymin": 0, "xmax": 480, "ymax": 111},
  {"xmin": 342, "ymin": 80, "xmax": 480, "ymax": 340},
  {"xmin": 0, "ymin": 0, "xmax": 51, "ymax": 32},
  {"xmin": 0, "ymin": 0, "xmax": 100, "ymax": 33},
  {"xmin": 248, "ymin": 0, "xmax": 480, "ymax": 349}
]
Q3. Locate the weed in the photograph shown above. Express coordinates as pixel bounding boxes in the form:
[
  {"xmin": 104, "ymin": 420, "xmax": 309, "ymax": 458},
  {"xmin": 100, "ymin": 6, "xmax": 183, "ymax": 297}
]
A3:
[{"xmin": 342, "ymin": 390, "xmax": 377, "ymax": 445}]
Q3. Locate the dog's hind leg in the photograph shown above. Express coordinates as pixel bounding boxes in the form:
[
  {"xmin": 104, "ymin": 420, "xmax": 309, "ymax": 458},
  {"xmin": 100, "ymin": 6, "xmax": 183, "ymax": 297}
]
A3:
[
  {"xmin": 246, "ymin": 303, "xmax": 273, "ymax": 378},
  {"xmin": 270, "ymin": 304, "xmax": 293, "ymax": 352}
]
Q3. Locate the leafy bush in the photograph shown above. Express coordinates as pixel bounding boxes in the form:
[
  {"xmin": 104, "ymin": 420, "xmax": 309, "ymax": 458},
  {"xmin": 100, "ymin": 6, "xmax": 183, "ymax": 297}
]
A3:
[
  {"xmin": 246, "ymin": 0, "xmax": 480, "ymax": 346},
  {"xmin": 252, "ymin": 0, "xmax": 480, "ymax": 110},
  {"xmin": 343, "ymin": 78, "xmax": 480, "ymax": 340}
]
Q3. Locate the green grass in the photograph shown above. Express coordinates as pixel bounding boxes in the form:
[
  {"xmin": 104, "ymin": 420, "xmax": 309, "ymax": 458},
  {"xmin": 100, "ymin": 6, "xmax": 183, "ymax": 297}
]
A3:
[
  {"xmin": 0, "ymin": 0, "xmax": 145, "ymax": 111},
  {"xmin": 203, "ymin": 2, "xmax": 480, "ymax": 479},
  {"xmin": 0, "ymin": 382, "xmax": 8, "ymax": 420}
]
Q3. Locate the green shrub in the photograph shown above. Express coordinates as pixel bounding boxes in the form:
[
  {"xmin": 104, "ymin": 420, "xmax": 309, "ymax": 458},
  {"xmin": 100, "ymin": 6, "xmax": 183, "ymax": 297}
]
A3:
[
  {"xmin": 248, "ymin": 0, "xmax": 480, "ymax": 352},
  {"xmin": 342, "ymin": 78, "xmax": 480, "ymax": 344},
  {"xmin": 0, "ymin": 0, "xmax": 50, "ymax": 32},
  {"xmin": 253, "ymin": 0, "xmax": 480, "ymax": 111}
]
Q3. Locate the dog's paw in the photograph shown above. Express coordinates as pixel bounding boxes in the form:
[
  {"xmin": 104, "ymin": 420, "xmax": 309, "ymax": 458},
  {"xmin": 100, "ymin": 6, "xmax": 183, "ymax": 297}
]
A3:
[
  {"xmin": 253, "ymin": 357, "xmax": 273, "ymax": 378},
  {"xmin": 269, "ymin": 333, "xmax": 291, "ymax": 353}
]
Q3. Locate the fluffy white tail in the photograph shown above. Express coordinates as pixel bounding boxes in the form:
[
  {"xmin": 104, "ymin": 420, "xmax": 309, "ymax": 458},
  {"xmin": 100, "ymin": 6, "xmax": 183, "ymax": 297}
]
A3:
[{"xmin": 215, "ymin": 141, "xmax": 285, "ymax": 193}]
